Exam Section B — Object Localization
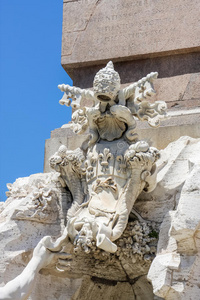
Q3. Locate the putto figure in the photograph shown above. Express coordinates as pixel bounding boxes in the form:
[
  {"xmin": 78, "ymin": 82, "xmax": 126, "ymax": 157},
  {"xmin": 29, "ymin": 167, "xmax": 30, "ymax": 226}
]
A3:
[{"xmin": 48, "ymin": 61, "xmax": 167, "ymax": 253}]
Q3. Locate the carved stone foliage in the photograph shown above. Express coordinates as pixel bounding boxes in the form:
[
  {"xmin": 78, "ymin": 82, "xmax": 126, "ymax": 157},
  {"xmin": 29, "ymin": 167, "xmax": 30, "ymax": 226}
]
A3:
[
  {"xmin": 73, "ymin": 219, "xmax": 159, "ymax": 261},
  {"xmin": 4, "ymin": 173, "xmax": 62, "ymax": 224},
  {"xmin": 42, "ymin": 217, "xmax": 159, "ymax": 282}
]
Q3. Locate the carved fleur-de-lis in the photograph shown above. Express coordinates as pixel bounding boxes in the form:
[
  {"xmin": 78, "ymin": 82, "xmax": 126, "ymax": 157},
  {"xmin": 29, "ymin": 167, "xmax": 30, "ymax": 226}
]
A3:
[
  {"xmin": 98, "ymin": 148, "xmax": 113, "ymax": 172},
  {"xmin": 85, "ymin": 153, "xmax": 97, "ymax": 180},
  {"xmin": 116, "ymin": 155, "xmax": 127, "ymax": 174}
]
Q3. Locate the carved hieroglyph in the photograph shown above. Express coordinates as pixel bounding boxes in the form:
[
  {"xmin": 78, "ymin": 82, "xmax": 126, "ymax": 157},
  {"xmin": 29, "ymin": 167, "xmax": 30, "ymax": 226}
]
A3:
[{"xmin": 48, "ymin": 61, "xmax": 166, "ymax": 254}]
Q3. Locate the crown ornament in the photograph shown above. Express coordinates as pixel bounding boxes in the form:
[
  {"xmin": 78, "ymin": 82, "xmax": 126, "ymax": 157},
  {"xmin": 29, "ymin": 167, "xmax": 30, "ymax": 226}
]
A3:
[{"xmin": 93, "ymin": 61, "xmax": 121, "ymax": 102}]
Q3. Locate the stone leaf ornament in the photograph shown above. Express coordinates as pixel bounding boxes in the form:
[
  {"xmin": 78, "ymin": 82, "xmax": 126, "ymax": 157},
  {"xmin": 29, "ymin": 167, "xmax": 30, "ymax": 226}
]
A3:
[
  {"xmin": 47, "ymin": 61, "xmax": 166, "ymax": 255},
  {"xmin": 4, "ymin": 173, "xmax": 61, "ymax": 224}
]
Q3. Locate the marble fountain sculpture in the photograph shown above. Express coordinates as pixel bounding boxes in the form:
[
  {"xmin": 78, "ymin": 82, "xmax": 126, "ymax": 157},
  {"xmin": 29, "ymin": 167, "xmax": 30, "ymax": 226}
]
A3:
[
  {"xmin": 1, "ymin": 62, "xmax": 199, "ymax": 300},
  {"xmin": 49, "ymin": 61, "xmax": 166, "ymax": 254}
]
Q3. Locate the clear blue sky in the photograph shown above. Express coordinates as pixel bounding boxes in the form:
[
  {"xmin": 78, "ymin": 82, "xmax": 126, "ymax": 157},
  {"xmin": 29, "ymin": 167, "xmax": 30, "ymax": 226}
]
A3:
[{"xmin": 0, "ymin": 1, "xmax": 72, "ymax": 201}]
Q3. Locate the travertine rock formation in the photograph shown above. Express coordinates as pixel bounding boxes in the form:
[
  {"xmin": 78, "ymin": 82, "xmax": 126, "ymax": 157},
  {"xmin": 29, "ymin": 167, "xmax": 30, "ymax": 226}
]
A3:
[{"xmin": 148, "ymin": 136, "xmax": 200, "ymax": 300}]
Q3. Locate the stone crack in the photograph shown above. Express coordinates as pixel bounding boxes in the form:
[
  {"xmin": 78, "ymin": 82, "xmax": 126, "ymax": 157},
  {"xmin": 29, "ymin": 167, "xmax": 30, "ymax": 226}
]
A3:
[{"xmin": 67, "ymin": 0, "xmax": 101, "ymax": 56}]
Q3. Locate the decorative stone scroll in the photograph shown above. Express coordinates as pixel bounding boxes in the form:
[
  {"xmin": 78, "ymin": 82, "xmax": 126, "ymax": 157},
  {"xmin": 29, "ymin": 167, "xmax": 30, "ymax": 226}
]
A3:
[{"xmin": 47, "ymin": 61, "xmax": 166, "ymax": 254}]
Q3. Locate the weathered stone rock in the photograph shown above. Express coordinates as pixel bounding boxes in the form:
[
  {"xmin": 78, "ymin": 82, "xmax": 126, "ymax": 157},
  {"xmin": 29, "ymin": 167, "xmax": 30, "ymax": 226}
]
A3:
[
  {"xmin": 71, "ymin": 275, "xmax": 154, "ymax": 300},
  {"xmin": 147, "ymin": 136, "xmax": 200, "ymax": 299},
  {"xmin": 0, "ymin": 173, "xmax": 82, "ymax": 300}
]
